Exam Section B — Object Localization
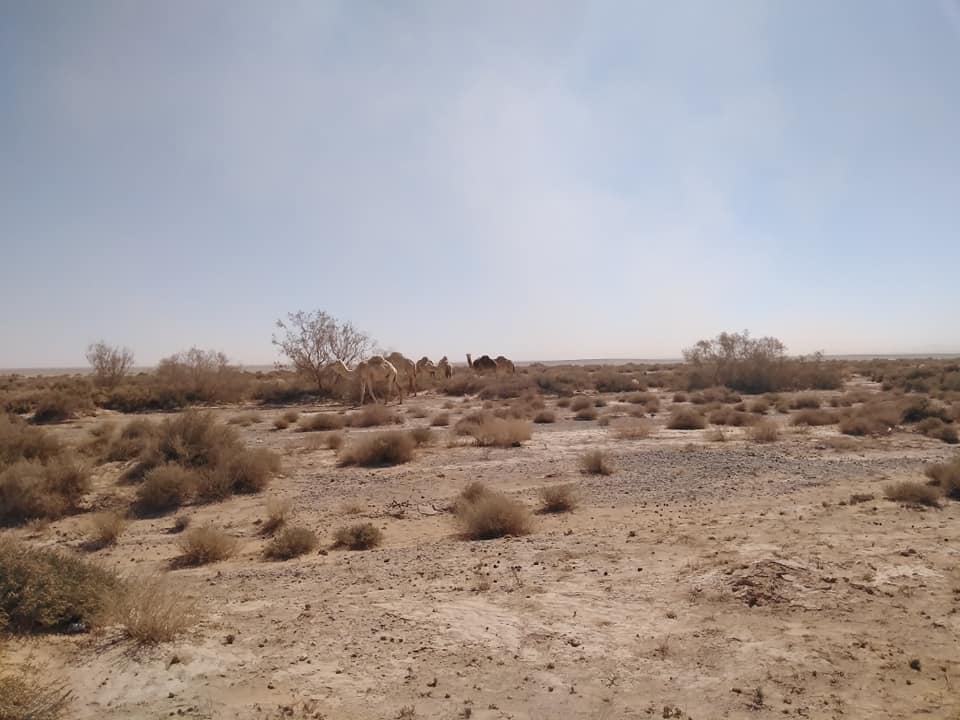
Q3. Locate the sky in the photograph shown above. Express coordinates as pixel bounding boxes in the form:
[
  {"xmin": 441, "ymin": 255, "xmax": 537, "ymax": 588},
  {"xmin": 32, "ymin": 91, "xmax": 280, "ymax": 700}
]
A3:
[{"xmin": 2, "ymin": 0, "xmax": 960, "ymax": 368}]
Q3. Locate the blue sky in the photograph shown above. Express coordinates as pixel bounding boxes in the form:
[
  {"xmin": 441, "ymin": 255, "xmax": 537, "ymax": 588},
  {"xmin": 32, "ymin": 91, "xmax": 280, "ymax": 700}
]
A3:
[{"xmin": 2, "ymin": 1, "xmax": 959, "ymax": 367}]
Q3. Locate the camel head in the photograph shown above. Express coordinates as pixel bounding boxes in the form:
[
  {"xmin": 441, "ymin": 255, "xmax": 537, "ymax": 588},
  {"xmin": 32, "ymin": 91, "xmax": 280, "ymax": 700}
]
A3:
[{"xmin": 466, "ymin": 353, "xmax": 473, "ymax": 368}]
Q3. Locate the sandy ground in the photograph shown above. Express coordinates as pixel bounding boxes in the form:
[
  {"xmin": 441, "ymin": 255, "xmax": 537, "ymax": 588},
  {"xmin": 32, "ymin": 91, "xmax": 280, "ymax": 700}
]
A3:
[{"xmin": 6, "ymin": 387, "xmax": 960, "ymax": 720}]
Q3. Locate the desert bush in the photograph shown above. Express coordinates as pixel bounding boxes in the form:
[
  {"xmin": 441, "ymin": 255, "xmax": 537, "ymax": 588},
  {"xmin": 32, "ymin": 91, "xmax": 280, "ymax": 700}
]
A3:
[
  {"xmin": 925, "ymin": 456, "xmax": 960, "ymax": 499},
  {"xmin": 706, "ymin": 427, "xmax": 727, "ymax": 442},
  {"xmin": 109, "ymin": 574, "xmax": 198, "ymax": 643},
  {"xmin": 915, "ymin": 418, "xmax": 959, "ymax": 444},
  {"xmin": 273, "ymin": 416, "xmax": 291, "ymax": 430},
  {"xmin": 325, "ymin": 432, "xmax": 344, "ymax": 450},
  {"xmin": 197, "ymin": 447, "xmax": 280, "ymax": 500},
  {"xmin": 579, "ymin": 449, "xmax": 614, "ymax": 475},
  {"xmin": 348, "ymin": 404, "xmax": 397, "ymax": 428},
  {"xmin": 333, "ymin": 522, "xmax": 383, "ymax": 550},
  {"xmin": 228, "ymin": 411, "xmax": 262, "ymax": 427},
  {"xmin": 102, "ymin": 418, "xmax": 159, "ymax": 462},
  {"xmin": 298, "ymin": 413, "xmax": 346, "ymax": 432},
  {"xmin": 556, "ymin": 397, "xmax": 571, "ymax": 408},
  {"xmin": 672, "ymin": 392, "xmax": 688, "ymax": 403},
  {"xmin": 791, "ymin": 393, "xmax": 821, "ymax": 409},
  {"xmin": 539, "ymin": 484, "xmax": 578, "ymax": 513},
  {"xmin": 262, "ymin": 498, "xmax": 292, "ymax": 534},
  {"xmin": 155, "ymin": 411, "xmax": 239, "ymax": 469},
  {"xmin": 574, "ymin": 406, "xmax": 598, "ymax": 421},
  {"xmin": 593, "ymin": 371, "xmax": 639, "ymax": 393},
  {"xmin": 612, "ymin": 418, "xmax": 652, "ymax": 439},
  {"xmin": 430, "ymin": 413, "xmax": 450, "ymax": 427},
  {"xmin": 458, "ymin": 414, "xmax": 531, "ymax": 447},
  {"xmin": 883, "ymin": 481, "xmax": 941, "ymax": 507},
  {"xmin": 570, "ymin": 396, "xmax": 593, "ymax": 411},
  {"xmin": 839, "ymin": 402, "xmax": 900, "ymax": 436},
  {"xmin": 441, "ymin": 374, "xmax": 487, "ymax": 396},
  {"xmin": 455, "ymin": 490, "xmax": 532, "ymax": 540},
  {"xmin": 533, "ymin": 410, "xmax": 556, "ymax": 424},
  {"xmin": 667, "ymin": 407, "xmax": 706, "ymax": 430},
  {"xmin": 86, "ymin": 340, "xmax": 134, "ymax": 389},
  {"xmin": 338, "ymin": 431, "xmax": 415, "ymax": 467},
  {"xmin": 265, "ymin": 526, "xmax": 318, "ymax": 560},
  {"xmin": 409, "ymin": 427, "xmax": 433, "ymax": 446},
  {"xmin": 707, "ymin": 407, "xmax": 754, "ymax": 426},
  {"xmin": 86, "ymin": 511, "xmax": 128, "ymax": 548},
  {"xmin": 791, "ymin": 409, "xmax": 838, "ymax": 426},
  {"xmin": 901, "ymin": 397, "xmax": 951, "ymax": 424},
  {"xmin": 31, "ymin": 391, "xmax": 90, "ymax": 425},
  {"xmin": 533, "ymin": 367, "xmax": 592, "ymax": 396},
  {"xmin": 172, "ymin": 515, "xmax": 191, "ymax": 533},
  {"xmin": 0, "ymin": 414, "xmax": 62, "ymax": 466},
  {"xmin": 478, "ymin": 375, "xmax": 537, "ymax": 400},
  {"xmin": 0, "ymin": 537, "xmax": 119, "ymax": 632},
  {"xmin": 749, "ymin": 399, "xmax": 770, "ymax": 414},
  {"xmin": 0, "ymin": 652, "xmax": 72, "ymax": 719},
  {"xmin": 154, "ymin": 348, "xmax": 250, "ymax": 404},
  {"xmin": 749, "ymin": 420, "xmax": 780, "ymax": 443},
  {"xmin": 135, "ymin": 464, "xmax": 198, "ymax": 515},
  {"xmin": 176, "ymin": 526, "xmax": 238, "ymax": 566},
  {"xmin": 0, "ymin": 457, "xmax": 90, "ymax": 525}
]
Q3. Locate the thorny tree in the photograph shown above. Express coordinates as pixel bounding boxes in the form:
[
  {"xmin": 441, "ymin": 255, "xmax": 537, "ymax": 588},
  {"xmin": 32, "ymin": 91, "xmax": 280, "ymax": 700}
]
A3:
[
  {"xmin": 272, "ymin": 310, "xmax": 376, "ymax": 389},
  {"xmin": 85, "ymin": 341, "xmax": 135, "ymax": 388}
]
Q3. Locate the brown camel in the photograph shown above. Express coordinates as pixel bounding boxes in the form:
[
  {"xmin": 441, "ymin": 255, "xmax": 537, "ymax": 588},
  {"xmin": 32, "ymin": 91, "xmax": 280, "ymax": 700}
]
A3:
[
  {"xmin": 386, "ymin": 352, "xmax": 418, "ymax": 396},
  {"xmin": 416, "ymin": 356, "xmax": 438, "ymax": 387},
  {"xmin": 494, "ymin": 356, "xmax": 516, "ymax": 374},
  {"xmin": 437, "ymin": 356, "xmax": 453, "ymax": 378},
  {"xmin": 466, "ymin": 353, "xmax": 497, "ymax": 374},
  {"xmin": 326, "ymin": 356, "xmax": 401, "ymax": 404}
]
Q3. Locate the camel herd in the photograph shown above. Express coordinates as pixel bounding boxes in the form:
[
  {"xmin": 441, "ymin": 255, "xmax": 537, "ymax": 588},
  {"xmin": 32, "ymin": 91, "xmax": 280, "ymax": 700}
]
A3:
[{"xmin": 320, "ymin": 352, "xmax": 515, "ymax": 404}]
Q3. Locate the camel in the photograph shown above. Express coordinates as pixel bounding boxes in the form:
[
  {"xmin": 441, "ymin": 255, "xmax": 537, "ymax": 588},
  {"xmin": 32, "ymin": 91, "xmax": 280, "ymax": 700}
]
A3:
[
  {"xmin": 325, "ymin": 356, "xmax": 401, "ymax": 405},
  {"xmin": 494, "ymin": 356, "xmax": 516, "ymax": 374},
  {"xmin": 437, "ymin": 356, "xmax": 453, "ymax": 379},
  {"xmin": 386, "ymin": 352, "xmax": 418, "ymax": 396},
  {"xmin": 466, "ymin": 353, "xmax": 497, "ymax": 374},
  {"xmin": 416, "ymin": 356, "xmax": 438, "ymax": 387}
]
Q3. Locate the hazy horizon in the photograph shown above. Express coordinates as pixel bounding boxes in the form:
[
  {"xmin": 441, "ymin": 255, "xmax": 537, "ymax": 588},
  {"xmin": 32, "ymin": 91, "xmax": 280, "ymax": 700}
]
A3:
[{"xmin": 4, "ymin": 1, "xmax": 960, "ymax": 367}]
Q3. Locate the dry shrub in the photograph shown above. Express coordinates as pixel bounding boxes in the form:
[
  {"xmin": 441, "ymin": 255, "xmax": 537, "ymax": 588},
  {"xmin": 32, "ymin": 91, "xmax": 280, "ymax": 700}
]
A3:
[
  {"xmin": 0, "ymin": 653, "xmax": 72, "ymax": 720},
  {"xmin": 672, "ymin": 392, "xmax": 688, "ymax": 403},
  {"xmin": 901, "ymin": 397, "xmax": 951, "ymax": 424},
  {"xmin": 155, "ymin": 411, "xmax": 239, "ymax": 469},
  {"xmin": 458, "ymin": 414, "xmax": 531, "ymax": 447},
  {"xmin": 87, "ymin": 511, "xmax": 128, "ymax": 548},
  {"xmin": 221, "ymin": 447, "xmax": 281, "ymax": 494},
  {"xmin": 272, "ymin": 409, "xmax": 300, "ymax": 430},
  {"xmin": 570, "ymin": 396, "xmax": 593, "ymax": 411},
  {"xmin": 298, "ymin": 413, "xmax": 346, "ymax": 432},
  {"xmin": 708, "ymin": 407, "xmax": 755, "ymax": 426},
  {"xmin": 574, "ymin": 406, "xmax": 598, "ymax": 421},
  {"xmin": 407, "ymin": 405, "xmax": 429, "ymax": 419},
  {"xmin": 915, "ymin": 418, "xmax": 959, "ymax": 444},
  {"xmin": 262, "ymin": 498, "xmax": 292, "ymax": 534},
  {"xmin": 265, "ymin": 526, "xmax": 318, "ymax": 560},
  {"xmin": 0, "ymin": 414, "xmax": 62, "ymax": 466},
  {"xmin": 110, "ymin": 574, "xmax": 198, "ymax": 643},
  {"xmin": 176, "ymin": 526, "xmax": 238, "ymax": 566},
  {"xmin": 749, "ymin": 399, "xmax": 770, "ymax": 414},
  {"xmin": 593, "ymin": 370, "xmax": 640, "ymax": 393},
  {"xmin": 539, "ymin": 484, "xmax": 578, "ymax": 513},
  {"xmin": 556, "ymin": 397, "xmax": 571, "ymax": 408},
  {"xmin": 478, "ymin": 375, "xmax": 537, "ymax": 400},
  {"xmin": 749, "ymin": 420, "xmax": 780, "ymax": 443},
  {"xmin": 533, "ymin": 410, "xmax": 556, "ymax": 424},
  {"xmin": 883, "ymin": 481, "xmax": 941, "ymax": 508},
  {"xmin": 103, "ymin": 418, "xmax": 159, "ymax": 462},
  {"xmin": 135, "ymin": 464, "xmax": 198, "ymax": 515},
  {"xmin": 0, "ymin": 537, "xmax": 119, "ymax": 632},
  {"xmin": 409, "ymin": 427, "xmax": 433, "ymax": 446},
  {"xmin": 430, "ymin": 413, "xmax": 450, "ymax": 427},
  {"xmin": 925, "ymin": 456, "xmax": 960, "ymax": 499},
  {"xmin": 667, "ymin": 407, "xmax": 706, "ymax": 430},
  {"xmin": 612, "ymin": 418, "xmax": 652, "ymax": 439},
  {"xmin": 338, "ymin": 431, "xmax": 415, "ymax": 467},
  {"xmin": 325, "ymin": 432, "xmax": 344, "ymax": 450},
  {"xmin": 791, "ymin": 393, "xmax": 821, "ymax": 409},
  {"xmin": 172, "ymin": 515, "xmax": 191, "ymax": 533},
  {"xmin": 579, "ymin": 449, "xmax": 614, "ymax": 475},
  {"xmin": 839, "ymin": 402, "xmax": 900, "ymax": 436},
  {"xmin": 228, "ymin": 411, "xmax": 262, "ymax": 427},
  {"xmin": 706, "ymin": 427, "xmax": 727, "ymax": 442},
  {"xmin": 333, "ymin": 522, "xmax": 383, "ymax": 550},
  {"xmin": 32, "ymin": 391, "xmax": 88, "ymax": 425},
  {"xmin": 791, "ymin": 409, "xmax": 838, "ymax": 426},
  {"xmin": 348, "ymin": 404, "xmax": 397, "ymax": 428},
  {"xmin": 454, "ymin": 489, "xmax": 532, "ymax": 540},
  {"xmin": 0, "ymin": 457, "xmax": 90, "ymax": 525}
]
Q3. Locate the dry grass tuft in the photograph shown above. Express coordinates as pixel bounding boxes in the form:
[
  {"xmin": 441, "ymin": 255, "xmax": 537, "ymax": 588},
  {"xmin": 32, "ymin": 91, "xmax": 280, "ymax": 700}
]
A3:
[
  {"xmin": 791, "ymin": 409, "xmax": 838, "ymax": 426},
  {"xmin": 348, "ymin": 404, "xmax": 397, "ymax": 428},
  {"xmin": 261, "ymin": 498, "xmax": 292, "ymax": 535},
  {"xmin": 109, "ymin": 574, "xmax": 199, "ymax": 643},
  {"xmin": 839, "ymin": 402, "xmax": 900, "ymax": 436},
  {"xmin": 86, "ymin": 511, "xmax": 128, "ymax": 548},
  {"xmin": 570, "ymin": 396, "xmax": 594, "ymax": 411},
  {"xmin": 915, "ymin": 418, "xmax": 959, "ymax": 444},
  {"xmin": 612, "ymin": 418, "xmax": 652, "ymax": 439},
  {"xmin": 667, "ymin": 406, "xmax": 706, "ymax": 430},
  {"xmin": 749, "ymin": 420, "xmax": 780, "ymax": 443},
  {"xmin": 579, "ymin": 449, "xmax": 614, "ymax": 475},
  {"xmin": 175, "ymin": 526, "xmax": 238, "ymax": 566},
  {"xmin": 456, "ymin": 413, "xmax": 532, "ymax": 447},
  {"xmin": 925, "ymin": 456, "xmax": 960, "ymax": 499},
  {"xmin": 172, "ymin": 514, "xmax": 191, "ymax": 533},
  {"xmin": 0, "ymin": 653, "xmax": 73, "ymax": 720},
  {"xmin": 0, "ymin": 457, "xmax": 91, "ymax": 525},
  {"xmin": 272, "ymin": 409, "xmax": 300, "ymax": 430},
  {"xmin": 791, "ymin": 393, "xmax": 821, "ymax": 409},
  {"xmin": 409, "ymin": 427, "xmax": 434, "ymax": 446},
  {"xmin": 228, "ymin": 411, "xmax": 262, "ymax": 426},
  {"xmin": 325, "ymin": 431, "xmax": 345, "ymax": 450},
  {"xmin": 883, "ymin": 481, "xmax": 941, "ymax": 508},
  {"xmin": 533, "ymin": 410, "xmax": 556, "ymax": 424},
  {"xmin": 430, "ymin": 413, "xmax": 450, "ymax": 427},
  {"xmin": 706, "ymin": 427, "xmax": 728, "ymax": 442},
  {"xmin": 539, "ymin": 484, "xmax": 578, "ymax": 513},
  {"xmin": 574, "ymin": 406, "xmax": 598, "ymax": 421},
  {"xmin": 338, "ymin": 431, "xmax": 415, "ymax": 467},
  {"xmin": 297, "ymin": 413, "xmax": 346, "ymax": 432},
  {"xmin": 135, "ymin": 464, "xmax": 198, "ymax": 515},
  {"xmin": 265, "ymin": 526, "xmax": 318, "ymax": 560},
  {"xmin": 333, "ymin": 522, "xmax": 383, "ymax": 550},
  {"xmin": 454, "ymin": 489, "xmax": 533, "ymax": 540}
]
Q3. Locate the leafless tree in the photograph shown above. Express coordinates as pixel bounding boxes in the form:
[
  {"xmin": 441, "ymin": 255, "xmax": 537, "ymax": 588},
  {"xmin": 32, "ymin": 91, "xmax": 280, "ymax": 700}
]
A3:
[
  {"xmin": 86, "ymin": 340, "xmax": 135, "ymax": 388},
  {"xmin": 272, "ymin": 310, "xmax": 376, "ymax": 389}
]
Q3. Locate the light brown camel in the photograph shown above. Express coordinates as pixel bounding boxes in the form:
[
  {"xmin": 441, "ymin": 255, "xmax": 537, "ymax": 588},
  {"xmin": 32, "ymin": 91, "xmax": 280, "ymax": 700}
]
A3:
[
  {"xmin": 416, "ymin": 356, "xmax": 437, "ymax": 387},
  {"xmin": 326, "ymin": 356, "xmax": 401, "ymax": 404},
  {"xmin": 437, "ymin": 356, "xmax": 453, "ymax": 378},
  {"xmin": 386, "ymin": 352, "xmax": 418, "ymax": 396},
  {"xmin": 466, "ymin": 353, "xmax": 497, "ymax": 374},
  {"xmin": 494, "ymin": 355, "xmax": 516, "ymax": 374}
]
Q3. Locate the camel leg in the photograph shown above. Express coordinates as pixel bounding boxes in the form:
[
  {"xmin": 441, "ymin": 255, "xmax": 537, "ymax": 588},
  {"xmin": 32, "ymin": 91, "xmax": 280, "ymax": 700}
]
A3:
[
  {"xmin": 368, "ymin": 377, "xmax": 379, "ymax": 404},
  {"xmin": 394, "ymin": 374, "xmax": 403, "ymax": 404}
]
